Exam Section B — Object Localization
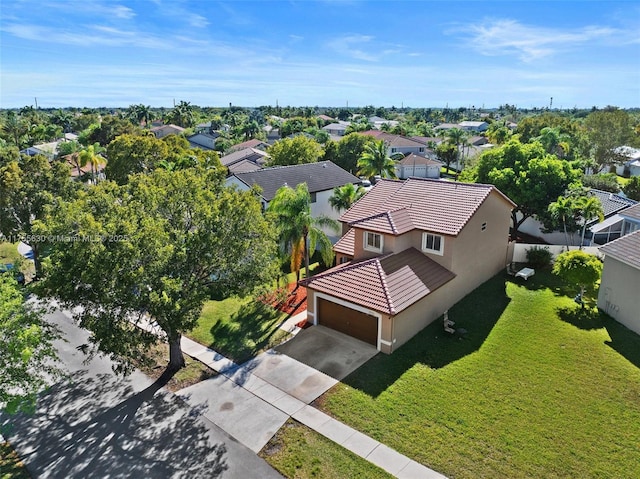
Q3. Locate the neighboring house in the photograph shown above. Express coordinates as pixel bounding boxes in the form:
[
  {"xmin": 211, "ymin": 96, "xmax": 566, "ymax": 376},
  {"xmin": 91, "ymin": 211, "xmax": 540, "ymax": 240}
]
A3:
[
  {"xmin": 20, "ymin": 141, "xmax": 58, "ymax": 160},
  {"xmin": 303, "ymin": 178, "xmax": 516, "ymax": 353},
  {"xmin": 519, "ymin": 189, "xmax": 637, "ymax": 246},
  {"xmin": 434, "ymin": 123, "xmax": 458, "ymax": 132},
  {"xmin": 187, "ymin": 132, "xmax": 219, "ymax": 151},
  {"xmin": 590, "ymin": 198, "xmax": 639, "ymax": 245},
  {"xmin": 226, "ymin": 161, "xmax": 362, "ymax": 241},
  {"xmin": 369, "ymin": 116, "xmax": 398, "ymax": 130},
  {"xmin": 322, "ymin": 123, "xmax": 349, "ymax": 137},
  {"xmin": 395, "ymin": 154, "xmax": 442, "ymax": 179},
  {"xmin": 228, "ymin": 138, "xmax": 269, "ymax": 153},
  {"xmin": 614, "ymin": 146, "xmax": 640, "ymax": 177},
  {"xmin": 150, "ymin": 124, "xmax": 185, "ymax": 139},
  {"xmin": 360, "ymin": 131, "xmax": 430, "ymax": 157},
  {"xmin": 597, "ymin": 230, "xmax": 640, "ymax": 335},
  {"xmin": 263, "ymin": 125, "xmax": 280, "ymax": 143},
  {"xmin": 317, "ymin": 114, "xmax": 334, "ymax": 123},
  {"xmin": 220, "ymin": 147, "xmax": 269, "ymax": 175},
  {"xmin": 458, "ymin": 121, "xmax": 489, "ymax": 132}
]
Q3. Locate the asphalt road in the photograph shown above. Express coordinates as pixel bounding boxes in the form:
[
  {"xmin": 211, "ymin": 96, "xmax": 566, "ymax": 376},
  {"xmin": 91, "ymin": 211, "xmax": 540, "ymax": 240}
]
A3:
[{"xmin": 0, "ymin": 305, "xmax": 283, "ymax": 479}]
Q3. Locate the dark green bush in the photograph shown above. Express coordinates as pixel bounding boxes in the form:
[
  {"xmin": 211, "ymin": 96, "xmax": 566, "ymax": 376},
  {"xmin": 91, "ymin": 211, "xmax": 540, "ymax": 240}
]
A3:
[{"xmin": 526, "ymin": 246, "xmax": 553, "ymax": 269}]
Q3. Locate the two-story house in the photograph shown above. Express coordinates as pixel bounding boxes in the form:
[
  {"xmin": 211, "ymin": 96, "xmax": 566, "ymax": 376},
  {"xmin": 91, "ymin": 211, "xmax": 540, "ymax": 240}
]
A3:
[{"xmin": 303, "ymin": 178, "xmax": 516, "ymax": 353}]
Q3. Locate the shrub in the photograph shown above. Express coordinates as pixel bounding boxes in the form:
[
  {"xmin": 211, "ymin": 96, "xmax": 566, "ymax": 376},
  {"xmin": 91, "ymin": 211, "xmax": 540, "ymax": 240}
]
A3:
[
  {"xmin": 581, "ymin": 173, "xmax": 620, "ymax": 193},
  {"xmin": 526, "ymin": 246, "xmax": 553, "ymax": 269}
]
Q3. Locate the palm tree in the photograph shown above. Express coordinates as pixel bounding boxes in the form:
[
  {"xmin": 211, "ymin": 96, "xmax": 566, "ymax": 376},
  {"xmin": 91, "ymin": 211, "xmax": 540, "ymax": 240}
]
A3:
[
  {"xmin": 78, "ymin": 143, "xmax": 106, "ymax": 183},
  {"xmin": 575, "ymin": 195, "xmax": 604, "ymax": 249},
  {"xmin": 445, "ymin": 127, "xmax": 469, "ymax": 175},
  {"xmin": 267, "ymin": 183, "xmax": 339, "ymax": 284},
  {"xmin": 329, "ymin": 183, "xmax": 366, "ymax": 212},
  {"xmin": 357, "ymin": 140, "xmax": 398, "ymax": 183},
  {"xmin": 548, "ymin": 195, "xmax": 575, "ymax": 249}
]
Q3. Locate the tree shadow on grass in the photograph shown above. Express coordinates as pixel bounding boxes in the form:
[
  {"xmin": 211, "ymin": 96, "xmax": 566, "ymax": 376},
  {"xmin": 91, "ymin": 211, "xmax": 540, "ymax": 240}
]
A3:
[
  {"xmin": 557, "ymin": 305, "xmax": 640, "ymax": 370},
  {"xmin": 1, "ymin": 371, "xmax": 227, "ymax": 479},
  {"xmin": 208, "ymin": 300, "xmax": 287, "ymax": 364},
  {"xmin": 341, "ymin": 273, "xmax": 511, "ymax": 398}
]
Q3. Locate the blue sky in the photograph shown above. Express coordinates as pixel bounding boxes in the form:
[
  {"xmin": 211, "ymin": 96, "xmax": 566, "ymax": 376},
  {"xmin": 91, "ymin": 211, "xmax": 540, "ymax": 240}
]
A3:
[{"xmin": 1, "ymin": 0, "xmax": 639, "ymax": 109}]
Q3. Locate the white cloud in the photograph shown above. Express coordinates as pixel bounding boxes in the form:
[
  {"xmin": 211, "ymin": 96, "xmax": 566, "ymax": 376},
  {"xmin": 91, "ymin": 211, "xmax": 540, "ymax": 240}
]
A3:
[
  {"xmin": 455, "ymin": 19, "xmax": 617, "ymax": 62},
  {"xmin": 189, "ymin": 14, "xmax": 209, "ymax": 28}
]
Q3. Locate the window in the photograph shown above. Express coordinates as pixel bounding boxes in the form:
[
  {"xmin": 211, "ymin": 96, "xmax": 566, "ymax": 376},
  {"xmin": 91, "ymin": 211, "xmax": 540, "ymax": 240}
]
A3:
[
  {"xmin": 419, "ymin": 147, "xmax": 425, "ymax": 152},
  {"xmin": 422, "ymin": 233, "xmax": 444, "ymax": 255},
  {"xmin": 309, "ymin": 192, "xmax": 317, "ymax": 203},
  {"xmin": 481, "ymin": 222, "xmax": 487, "ymax": 231},
  {"xmin": 364, "ymin": 231, "xmax": 383, "ymax": 252}
]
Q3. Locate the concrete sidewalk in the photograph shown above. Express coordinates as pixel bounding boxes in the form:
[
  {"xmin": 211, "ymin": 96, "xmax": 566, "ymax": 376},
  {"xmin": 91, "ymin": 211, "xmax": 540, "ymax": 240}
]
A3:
[{"xmin": 178, "ymin": 323, "xmax": 446, "ymax": 479}]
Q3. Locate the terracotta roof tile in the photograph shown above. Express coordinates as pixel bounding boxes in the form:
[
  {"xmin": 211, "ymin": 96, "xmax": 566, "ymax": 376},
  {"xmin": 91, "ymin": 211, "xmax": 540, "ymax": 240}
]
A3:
[
  {"xmin": 350, "ymin": 208, "xmax": 415, "ymax": 235},
  {"xmin": 600, "ymin": 230, "xmax": 640, "ymax": 270},
  {"xmin": 304, "ymin": 247, "xmax": 455, "ymax": 315},
  {"xmin": 341, "ymin": 177, "xmax": 514, "ymax": 236},
  {"xmin": 334, "ymin": 229, "xmax": 355, "ymax": 255}
]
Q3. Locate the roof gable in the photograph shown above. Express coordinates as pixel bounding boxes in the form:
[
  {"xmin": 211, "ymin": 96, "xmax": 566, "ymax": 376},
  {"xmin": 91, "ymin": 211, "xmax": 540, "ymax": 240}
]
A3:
[
  {"xmin": 620, "ymin": 203, "xmax": 640, "ymax": 222},
  {"xmin": 350, "ymin": 208, "xmax": 415, "ymax": 235},
  {"xmin": 341, "ymin": 178, "xmax": 515, "ymax": 236}
]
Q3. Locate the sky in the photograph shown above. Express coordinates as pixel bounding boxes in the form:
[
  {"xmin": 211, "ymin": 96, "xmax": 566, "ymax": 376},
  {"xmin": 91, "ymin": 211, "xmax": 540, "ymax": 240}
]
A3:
[{"xmin": 1, "ymin": 0, "xmax": 639, "ymax": 109}]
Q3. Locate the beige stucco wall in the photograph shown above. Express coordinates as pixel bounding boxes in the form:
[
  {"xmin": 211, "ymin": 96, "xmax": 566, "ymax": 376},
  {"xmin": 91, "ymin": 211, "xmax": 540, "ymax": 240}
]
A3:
[
  {"xmin": 598, "ymin": 257, "xmax": 640, "ymax": 335},
  {"xmin": 448, "ymin": 192, "xmax": 512, "ymax": 301},
  {"xmin": 389, "ymin": 282, "xmax": 454, "ymax": 352}
]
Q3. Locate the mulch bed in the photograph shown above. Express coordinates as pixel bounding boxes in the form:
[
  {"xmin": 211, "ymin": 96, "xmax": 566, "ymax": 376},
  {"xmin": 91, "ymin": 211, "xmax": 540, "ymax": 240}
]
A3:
[{"xmin": 259, "ymin": 282, "xmax": 308, "ymax": 318}]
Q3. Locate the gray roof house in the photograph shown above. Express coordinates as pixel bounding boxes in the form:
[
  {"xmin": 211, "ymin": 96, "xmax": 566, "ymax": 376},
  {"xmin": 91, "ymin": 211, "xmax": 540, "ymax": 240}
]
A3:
[{"xmin": 226, "ymin": 161, "xmax": 361, "ymax": 241}]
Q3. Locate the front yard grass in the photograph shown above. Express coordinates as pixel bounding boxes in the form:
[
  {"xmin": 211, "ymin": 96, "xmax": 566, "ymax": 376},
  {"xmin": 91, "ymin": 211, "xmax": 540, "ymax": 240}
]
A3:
[
  {"xmin": 188, "ymin": 296, "xmax": 290, "ymax": 364},
  {"xmin": 314, "ymin": 270, "xmax": 640, "ymax": 479},
  {"xmin": 260, "ymin": 420, "xmax": 393, "ymax": 479},
  {"xmin": 0, "ymin": 242, "xmax": 20, "ymax": 266}
]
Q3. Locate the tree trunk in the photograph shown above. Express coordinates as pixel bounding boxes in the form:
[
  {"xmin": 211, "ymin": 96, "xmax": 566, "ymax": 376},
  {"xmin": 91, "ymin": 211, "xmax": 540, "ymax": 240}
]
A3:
[
  {"xmin": 167, "ymin": 334, "xmax": 186, "ymax": 373},
  {"xmin": 303, "ymin": 233, "xmax": 310, "ymax": 281}
]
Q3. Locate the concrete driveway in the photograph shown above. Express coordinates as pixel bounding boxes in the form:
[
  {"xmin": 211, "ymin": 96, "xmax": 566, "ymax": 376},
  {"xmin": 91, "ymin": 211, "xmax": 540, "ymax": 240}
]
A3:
[{"xmin": 274, "ymin": 325, "xmax": 378, "ymax": 381}]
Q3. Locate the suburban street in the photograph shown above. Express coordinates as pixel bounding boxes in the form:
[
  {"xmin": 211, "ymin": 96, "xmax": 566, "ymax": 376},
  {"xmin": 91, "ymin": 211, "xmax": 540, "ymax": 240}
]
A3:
[{"xmin": 0, "ymin": 304, "xmax": 283, "ymax": 479}]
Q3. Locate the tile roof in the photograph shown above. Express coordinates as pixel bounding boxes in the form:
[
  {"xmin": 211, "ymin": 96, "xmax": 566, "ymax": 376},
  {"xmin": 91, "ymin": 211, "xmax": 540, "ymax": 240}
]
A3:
[
  {"xmin": 227, "ymin": 159, "xmax": 262, "ymax": 174},
  {"xmin": 220, "ymin": 147, "xmax": 269, "ymax": 167},
  {"xmin": 231, "ymin": 161, "xmax": 360, "ymax": 202},
  {"xmin": 590, "ymin": 189, "xmax": 637, "ymax": 218},
  {"xmin": 600, "ymin": 230, "xmax": 640, "ymax": 270},
  {"xmin": 228, "ymin": 139, "xmax": 268, "ymax": 152},
  {"xmin": 304, "ymin": 247, "xmax": 456, "ymax": 315},
  {"xmin": 398, "ymin": 153, "xmax": 440, "ymax": 166},
  {"xmin": 359, "ymin": 131, "xmax": 427, "ymax": 148},
  {"xmin": 333, "ymin": 229, "xmax": 355, "ymax": 255},
  {"xmin": 350, "ymin": 208, "xmax": 415, "ymax": 235},
  {"xmin": 620, "ymin": 203, "xmax": 640, "ymax": 221},
  {"xmin": 341, "ymin": 178, "xmax": 515, "ymax": 236}
]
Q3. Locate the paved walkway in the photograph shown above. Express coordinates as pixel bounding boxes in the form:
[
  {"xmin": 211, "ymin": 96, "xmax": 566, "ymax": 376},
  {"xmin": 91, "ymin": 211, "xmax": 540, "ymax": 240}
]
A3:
[{"xmin": 177, "ymin": 311, "xmax": 446, "ymax": 479}]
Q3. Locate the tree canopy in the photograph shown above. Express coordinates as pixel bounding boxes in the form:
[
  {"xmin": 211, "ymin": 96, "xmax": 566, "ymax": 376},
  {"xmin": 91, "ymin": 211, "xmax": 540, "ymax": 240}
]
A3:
[
  {"xmin": 357, "ymin": 139, "xmax": 398, "ymax": 183},
  {"xmin": 584, "ymin": 109, "xmax": 637, "ymax": 172},
  {"xmin": 0, "ymin": 275, "xmax": 60, "ymax": 414},
  {"xmin": 267, "ymin": 135, "xmax": 324, "ymax": 166},
  {"xmin": 36, "ymin": 168, "xmax": 278, "ymax": 373},
  {"xmin": 467, "ymin": 139, "xmax": 581, "ymax": 238},
  {"xmin": 552, "ymin": 250, "xmax": 603, "ymax": 306}
]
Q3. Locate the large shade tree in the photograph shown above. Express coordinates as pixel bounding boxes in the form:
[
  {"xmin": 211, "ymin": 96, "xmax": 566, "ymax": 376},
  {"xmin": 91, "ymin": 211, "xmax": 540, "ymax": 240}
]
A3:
[
  {"xmin": 468, "ymin": 139, "xmax": 581, "ymax": 239},
  {"xmin": 36, "ymin": 168, "xmax": 278, "ymax": 373},
  {"xmin": 0, "ymin": 275, "xmax": 61, "ymax": 414},
  {"xmin": 267, "ymin": 183, "xmax": 339, "ymax": 283},
  {"xmin": 267, "ymin": 135, "xmax": 324, "ymax": 166},
  {"xmin": 0, "ymin": 152, "xmax": 75, "ymax": 277}
]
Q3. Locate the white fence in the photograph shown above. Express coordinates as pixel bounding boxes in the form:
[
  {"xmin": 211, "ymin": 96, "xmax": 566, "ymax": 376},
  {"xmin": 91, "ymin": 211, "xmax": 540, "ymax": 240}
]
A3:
[{"xmin": 512, "ymin": 243, "xmax": 603, "ymax": 264}]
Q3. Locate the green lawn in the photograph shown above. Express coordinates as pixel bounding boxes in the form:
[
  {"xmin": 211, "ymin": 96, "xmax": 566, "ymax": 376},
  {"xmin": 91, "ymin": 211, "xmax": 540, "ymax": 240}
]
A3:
[
  {"xmin": 260, "ymin": 420, "xmax": 393, "ymax": 479},
  {"xmin": 188, "ymin": 296, "xmax": 290, "ymax": 364},
  {"xmin": 314, "ymin": 270, "xmax": 640, "ymax": 479}
]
